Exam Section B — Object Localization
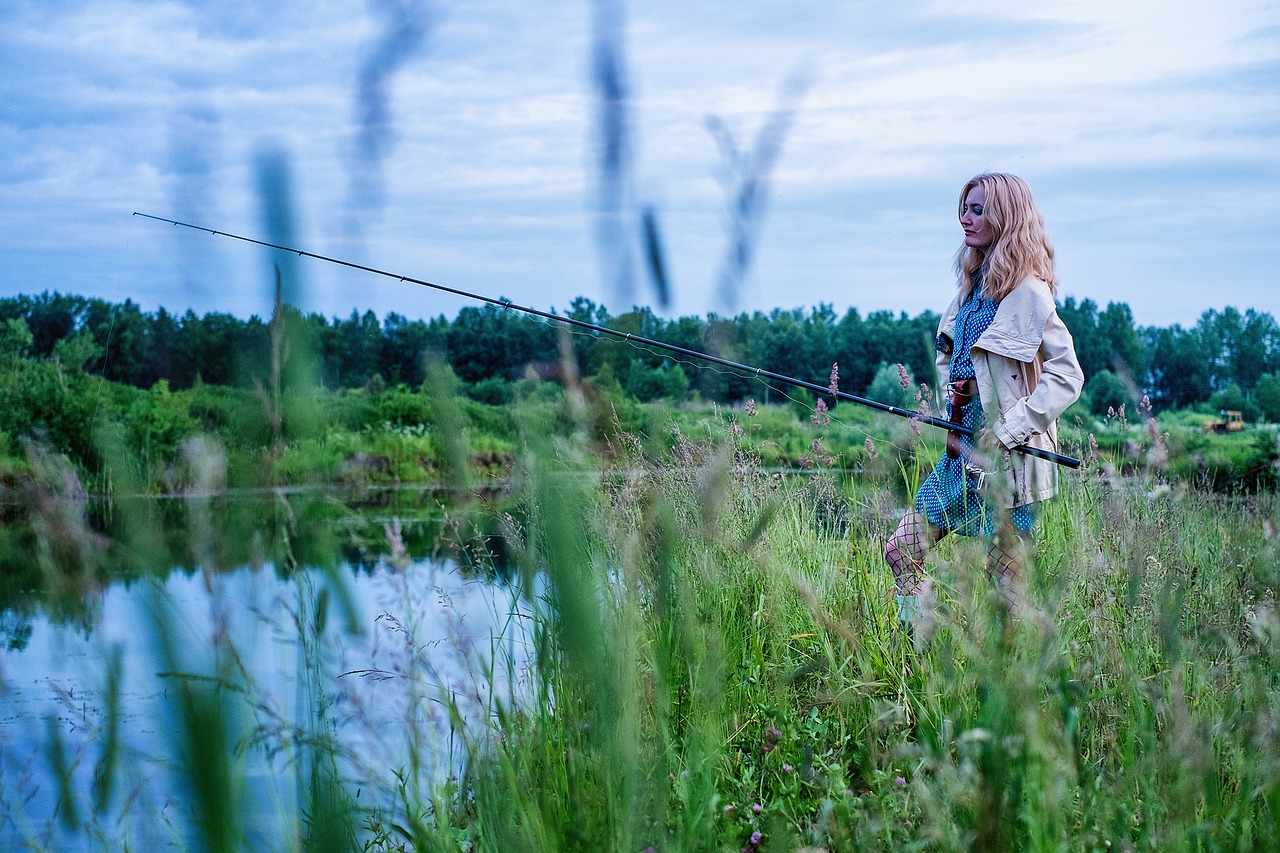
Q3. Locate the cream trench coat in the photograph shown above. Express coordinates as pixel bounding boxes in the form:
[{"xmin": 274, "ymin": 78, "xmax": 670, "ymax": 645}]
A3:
[{"xmin": 934, "ymin": 275, "xmax": 1084, "ymax": 507}]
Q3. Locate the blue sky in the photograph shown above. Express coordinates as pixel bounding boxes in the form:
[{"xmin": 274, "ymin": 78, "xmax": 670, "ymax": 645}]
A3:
[{"xmin": 1, "ymin": 0, "xmax": 1276, "ymax": 328}]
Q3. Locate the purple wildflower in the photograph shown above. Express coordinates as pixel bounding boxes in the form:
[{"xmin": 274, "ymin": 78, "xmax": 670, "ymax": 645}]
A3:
[
  {"xmin": 898, "ymin": 363, "xmax": 910, "ymax": 390},
  {"xmin": 782, "ymin": 763, "xmax": 793, "ymax": 773},
  {"xmin": 752, "ymin": 803, "xmax": 762, "ymax": 814},
  {"xmin": 751, "ymin": 830, "xmax": 763, "ymax": 845},
  {"xmin": 744, "ymin": 399, "xmax": 758, "ymax": 416},
  {"xmin": 828, "ymin": 362, "xmax": 839, "ymax": 396},
  {"xmin": 864, "ymin": 436, "xmax": 875, "ymax": 457},
  {"xmin": 895, "ymin": 775, "xmax": 906, "ymax": 786},
  {"xmin": 798, "ymin": 456, "xmax": 814, "ymax": 470},
  {"xmin": 811, "ymin": 398, "xmax": 830, "ymax": 426}
]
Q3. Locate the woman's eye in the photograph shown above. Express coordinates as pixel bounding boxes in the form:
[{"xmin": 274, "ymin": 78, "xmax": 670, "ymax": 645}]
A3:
[{"xmin": 972, "ymin": 205, "xmax": 983, "ymax": 215}]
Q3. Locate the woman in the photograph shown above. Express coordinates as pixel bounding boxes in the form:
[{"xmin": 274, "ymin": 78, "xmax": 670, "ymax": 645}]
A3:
[{"xmin": 885, "ymin": 173, "xmax": 1083, "ymax": 627}]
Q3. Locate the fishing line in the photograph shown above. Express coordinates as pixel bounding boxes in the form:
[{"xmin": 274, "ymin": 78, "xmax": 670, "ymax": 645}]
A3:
[{"xmin": 132, "ymin": 212, "xmax": 1081, "ymax": 469}]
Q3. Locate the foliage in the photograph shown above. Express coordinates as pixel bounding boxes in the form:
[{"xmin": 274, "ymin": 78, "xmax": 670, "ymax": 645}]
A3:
[
  {"xmin": 1083, "ymin": 368, "xmax": 1131, "ymax": 416},
  {"xmin": 866, "ymin": 361, "xmax": 913, "ymax": 409},
  {"xmin": 1256, "ymin": 372, "xmax": 1280, "ymax": 422}
]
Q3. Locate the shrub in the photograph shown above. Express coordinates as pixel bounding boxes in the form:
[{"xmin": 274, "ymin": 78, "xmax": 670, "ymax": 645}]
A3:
[{"xmin": 1084, "ymin": 369, "xmax": 1130, "ymax": 415}]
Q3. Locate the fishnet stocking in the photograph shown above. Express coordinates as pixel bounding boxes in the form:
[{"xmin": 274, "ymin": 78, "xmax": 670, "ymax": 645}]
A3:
[
  {"xmin": 985, "ymin": 529, "xmax": 1030, "ymax": 609},
  {"xmin": 885, "ymin": 511, "xmax": 945, "ymax": 596}
]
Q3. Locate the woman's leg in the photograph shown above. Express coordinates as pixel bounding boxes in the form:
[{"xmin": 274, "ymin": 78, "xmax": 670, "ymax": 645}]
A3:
[
  {"xmin": 885, "ymin": 512, "xmax": 947, "ymax": 632},
  {"xmin": 884, "ymin": 511, "xmax": 943, "ymax": 596},
  {"xmin": 986, "ymin": 527, "xmax": 1031, "ymax": 609}
]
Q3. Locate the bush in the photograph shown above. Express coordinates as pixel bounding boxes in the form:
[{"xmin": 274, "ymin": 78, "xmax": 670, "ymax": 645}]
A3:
[
  {"xmin": 1209, "ymin": 382, "xmax": 1260, "ymax": 422},
  {"xmin": 1254, "ymin": 372, "xmax": 1280, "ymax": 422},
  {"xmin": 466, "ymin": 376, "xmax": 514, "ymax": 406},
  {"xmin": 866, "ymin": 361, "xmax": 912, "ymax": 408},
  {"xmin": 1084, "ymin": 369, "xmax": 1131, "ymax": 416},
  {"xmin": 125, "ymin": 380, "xmax": 200, "ymax": 466}
]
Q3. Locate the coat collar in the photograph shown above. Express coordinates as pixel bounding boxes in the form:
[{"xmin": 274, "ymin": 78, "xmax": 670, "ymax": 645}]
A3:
[{"xmin": 937, "ymin": 276, "xmax": 1055, "ymax": 362}]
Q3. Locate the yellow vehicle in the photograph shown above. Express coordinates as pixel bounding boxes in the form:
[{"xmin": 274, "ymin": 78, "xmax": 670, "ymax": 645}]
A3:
[{"xmin": 1206, "ymin": 410, "xmax": 1245, "ymax": 434}]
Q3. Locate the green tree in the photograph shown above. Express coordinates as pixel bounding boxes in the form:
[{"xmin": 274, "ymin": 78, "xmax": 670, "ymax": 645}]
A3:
[
  {"xmin": 866, "ymin": 361, "xmax": 912, "ymax": 409},
  {"xmin": 1253, "ymin": 373, "xmax": 1280, "ymax": 422},
  {"xmin": 1084, "ymin": 369, "xmax": 1130, "ymax": 416},
  {"xmin": 1146, "ymin": 325, "xmax": 1211, "ymax": 409},
  {"xmin": 0, "ymin": 317, "xmax": 33, "ymax": 359},
  {"xmin": 1209, "ymin": 382, "xmax": 1260, "ymax": 422},
  {"xmin": 1059, "ymin": 297, "xmax": 1103, "ymax": 379},
  {"xmin": 1097, "ymin": 302, "xmax": 1147, "ymax": 380},
  {"xmin": 53, "ymin": 329, "xmax": 104, "ymax": 372}
]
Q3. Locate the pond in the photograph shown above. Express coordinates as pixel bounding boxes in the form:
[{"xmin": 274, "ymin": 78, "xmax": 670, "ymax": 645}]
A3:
[{"xmin": 0, "ymin": 488, "xmax": 532, "ymax": 851}]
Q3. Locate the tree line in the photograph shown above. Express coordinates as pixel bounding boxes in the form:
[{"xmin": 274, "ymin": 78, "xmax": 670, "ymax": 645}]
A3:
[{"xmin": 3, "ymin": 291, "xmax": 1279, "ymax": 420}]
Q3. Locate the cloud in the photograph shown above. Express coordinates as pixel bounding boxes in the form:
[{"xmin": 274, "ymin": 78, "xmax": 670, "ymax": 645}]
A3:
[{"xmin": 0, "ymin": 0, "xmax": 1275, "ymax": 328}]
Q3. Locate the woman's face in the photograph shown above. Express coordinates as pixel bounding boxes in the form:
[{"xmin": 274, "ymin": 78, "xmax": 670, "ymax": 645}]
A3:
[{"xmin": 960, "ymin": 184, "xmax": 994, "ymax": 249}]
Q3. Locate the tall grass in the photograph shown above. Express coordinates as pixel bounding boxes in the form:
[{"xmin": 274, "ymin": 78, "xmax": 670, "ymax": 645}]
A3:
[
  {"xmin": 4, "ymin": 341, "xmax": 1278, "ymax": 851},
  {"xmin": 406, "ymin": 394, "xmax": 1279, "ymax": 852}
]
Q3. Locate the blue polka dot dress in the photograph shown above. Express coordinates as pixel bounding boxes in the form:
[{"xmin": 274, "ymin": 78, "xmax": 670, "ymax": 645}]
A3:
[{"xmin": 914, "ymin": 279, "xmax": 1035, "ymax": 536}]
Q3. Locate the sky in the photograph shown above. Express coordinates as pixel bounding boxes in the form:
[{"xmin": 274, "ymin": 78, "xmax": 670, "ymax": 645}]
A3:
[{"xmin": 1, "ymin": 0, "xmax": 1277, "ymax": 329}]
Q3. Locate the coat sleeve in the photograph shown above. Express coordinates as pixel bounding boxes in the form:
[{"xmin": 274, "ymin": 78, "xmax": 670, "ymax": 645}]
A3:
[{"xmin": 992, "ymin": 309, "xmax": 1085, "ymax": 448}]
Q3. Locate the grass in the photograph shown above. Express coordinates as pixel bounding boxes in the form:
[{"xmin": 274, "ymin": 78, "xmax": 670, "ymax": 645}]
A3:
[
  {"xmin": 3, "ymin": 348, "xmax": 1279, "ymax": 851},
  {"xmin": 364, "ymin": 397, "xmax": 1280, "ymax": 852}
]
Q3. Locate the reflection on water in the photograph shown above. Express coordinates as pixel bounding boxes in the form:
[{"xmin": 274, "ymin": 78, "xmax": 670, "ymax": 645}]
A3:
[{"xmin": 0, "ymin": 489, "xmax": 531, "ymax": 851}]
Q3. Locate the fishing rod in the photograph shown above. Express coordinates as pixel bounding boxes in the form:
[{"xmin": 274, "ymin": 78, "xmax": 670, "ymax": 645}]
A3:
[{"xmin": 133, "ymin": 212, "xmax": 1081, "ymax": 469}]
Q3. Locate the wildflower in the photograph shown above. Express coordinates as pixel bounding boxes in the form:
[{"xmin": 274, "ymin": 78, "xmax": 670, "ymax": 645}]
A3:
[
  {"xmin": 917, "ymin": 382, "xmax": 932, "ymax": 414},
  {"xmin": 894, "ymin": 776, "xmax": 906, "ymax": 787},
  {"xmin": 1107, "ymin": 406, "xmax": 1116, "ymax": 418},
  {"xmin": 898, "ymin": 363, "xmax": 910, "ymax": 390},
  {"xmin": 782, "ymin": 763, "xmax": 793, "ymax": 773},
  {"xmin": 745, "ymin": 399, "xmax": 758, "ymax": 416},
  {"xmin": 811, "ymin": 398, "xmax": 830, "ymax": 426},
  {"xmin": 752, "ymin": 803, "xmax": 762, "ymax": 814},
  {"xmin": 1139, "ymin": 394, "xmax": 1152, "ymax": 415},
  {"xmin": 828, "ymin": 362, "xmax": 839, "ymax": 396},
  {"xmin": 864, "ymin": 436, "xmax": 876, "ymax": 458},
  {"xmin": 798, "ymin": 456, "xmax": 814, "ymax": 470},
  {"xmin": 723, "ymin": 804, "xmax": 738, "ymax": 816},
  {"xmin": 751, "ymin": 831, "xmax": 763, "ymax": 845}
]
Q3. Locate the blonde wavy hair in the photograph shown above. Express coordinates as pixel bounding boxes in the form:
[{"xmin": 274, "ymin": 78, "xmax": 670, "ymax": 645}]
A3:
[{"xmin": 954, "ymin": 172, "xmax": 1057, "ymax": 302}]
